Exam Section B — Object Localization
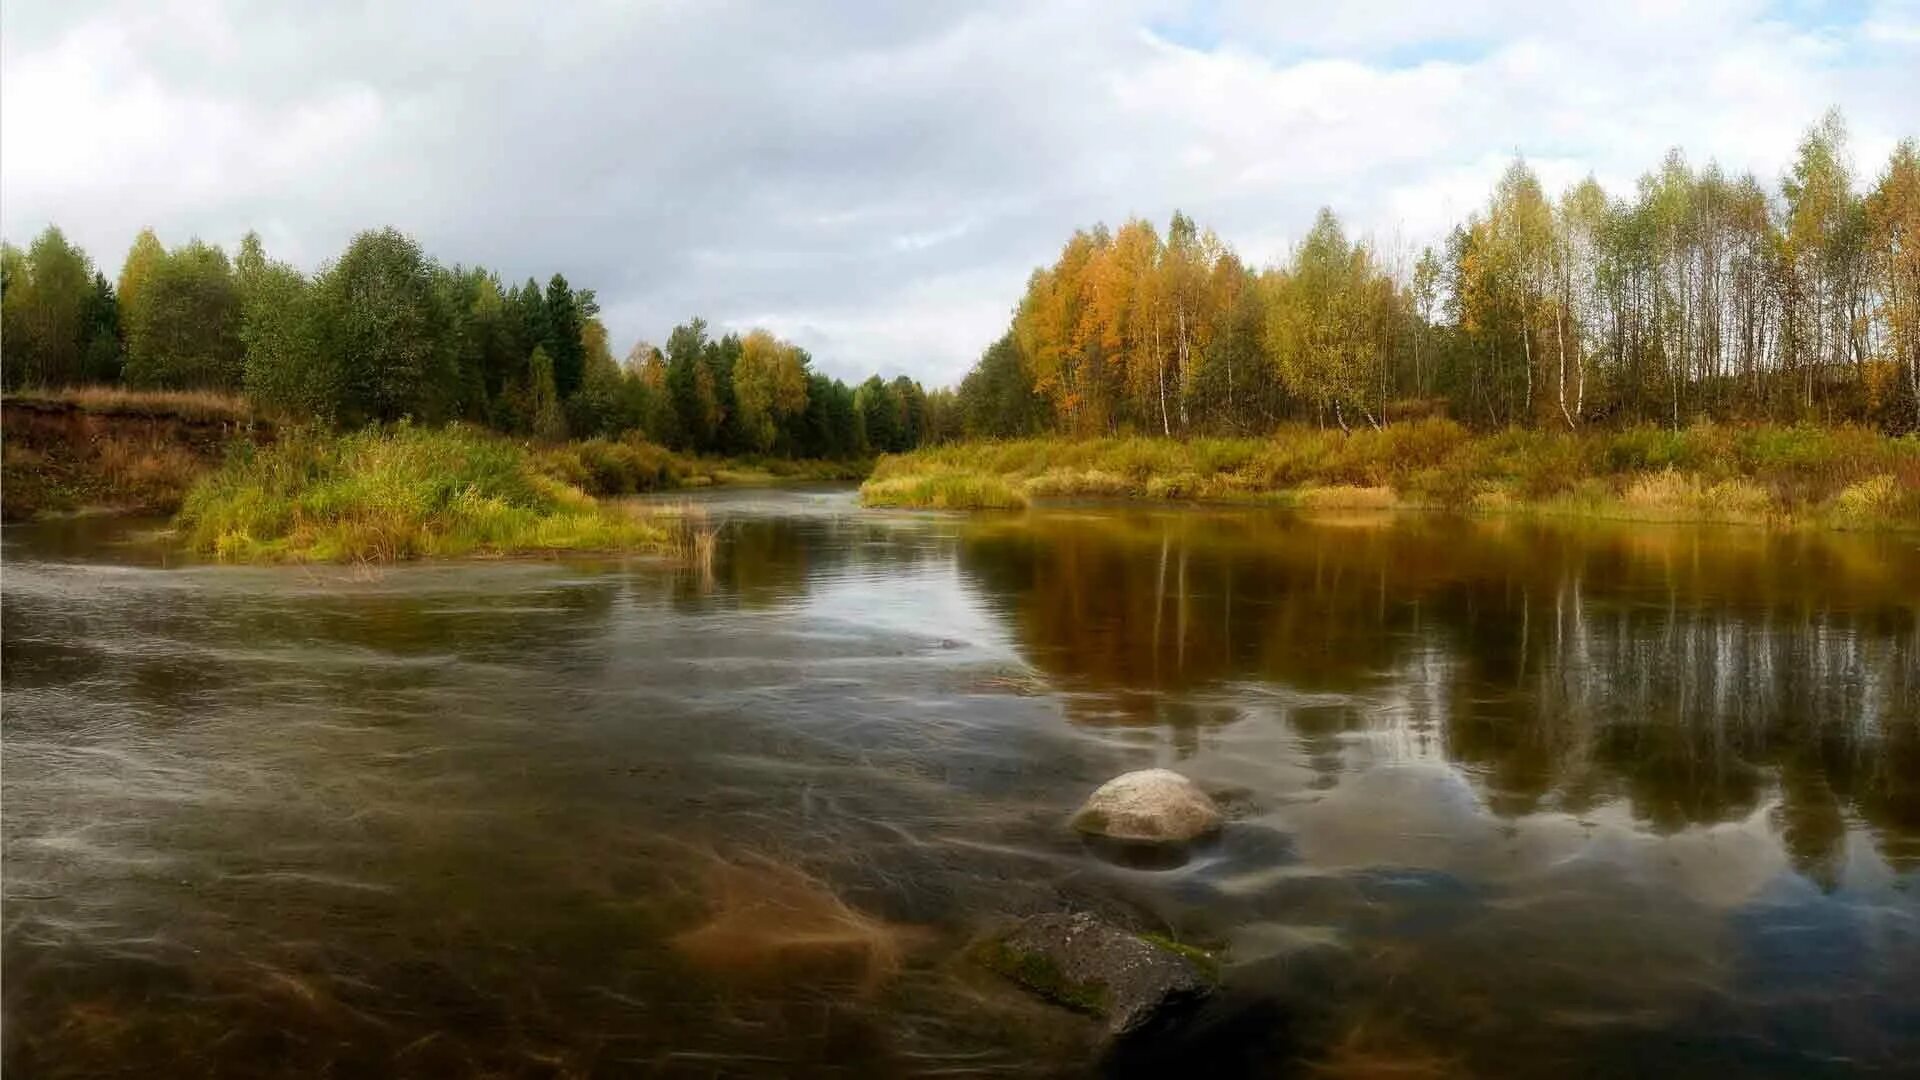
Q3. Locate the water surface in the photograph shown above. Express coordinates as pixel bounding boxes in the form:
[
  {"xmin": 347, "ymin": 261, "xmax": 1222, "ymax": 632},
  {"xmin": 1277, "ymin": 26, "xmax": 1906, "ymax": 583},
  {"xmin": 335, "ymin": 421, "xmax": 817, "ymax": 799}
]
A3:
[{"xmin": 5, "ymin": 490, "xmax": 1918, "ymax": 1076}]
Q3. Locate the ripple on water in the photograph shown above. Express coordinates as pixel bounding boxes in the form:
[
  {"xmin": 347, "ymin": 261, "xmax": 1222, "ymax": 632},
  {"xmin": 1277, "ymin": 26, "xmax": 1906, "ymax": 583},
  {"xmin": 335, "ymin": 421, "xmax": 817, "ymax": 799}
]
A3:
[{"xmin": 4, "ymin": 497, "xmax": 1918, "ymax": 1076}]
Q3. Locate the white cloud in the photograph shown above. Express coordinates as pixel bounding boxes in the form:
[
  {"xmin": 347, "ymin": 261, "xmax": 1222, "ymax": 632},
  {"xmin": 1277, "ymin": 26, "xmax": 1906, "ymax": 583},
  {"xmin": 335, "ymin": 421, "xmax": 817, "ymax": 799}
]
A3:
[{"xmin": 2, "ymin": 0, "xmax": 1915, "ymax": 385}]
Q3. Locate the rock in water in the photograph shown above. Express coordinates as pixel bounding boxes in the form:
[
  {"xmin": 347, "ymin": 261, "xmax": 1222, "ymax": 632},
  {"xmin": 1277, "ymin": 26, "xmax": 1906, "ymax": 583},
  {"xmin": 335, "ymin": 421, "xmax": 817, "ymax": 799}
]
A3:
[
  {"xmin": 1072, "ymin": 769, "xmax": 1222, "ymax": 844},
  {"xmin": 978, "ymin": 913, "xmax": 1214, "ymax": 1036}
]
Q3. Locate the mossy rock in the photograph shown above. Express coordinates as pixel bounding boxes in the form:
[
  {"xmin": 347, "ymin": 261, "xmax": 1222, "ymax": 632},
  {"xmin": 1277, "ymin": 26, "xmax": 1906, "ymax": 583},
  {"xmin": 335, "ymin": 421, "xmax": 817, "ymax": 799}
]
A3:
[{"xmin": 974, "ymin": 913, "xmax": 1215, "ymax": 1036}]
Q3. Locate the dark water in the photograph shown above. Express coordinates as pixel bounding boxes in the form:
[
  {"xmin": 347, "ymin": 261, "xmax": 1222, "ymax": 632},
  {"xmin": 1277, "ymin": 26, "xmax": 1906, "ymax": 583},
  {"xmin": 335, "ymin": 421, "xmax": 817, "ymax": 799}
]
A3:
[{"xmin": 4, "ymin": 490, "xmax": 1918, "ymax": 1078}]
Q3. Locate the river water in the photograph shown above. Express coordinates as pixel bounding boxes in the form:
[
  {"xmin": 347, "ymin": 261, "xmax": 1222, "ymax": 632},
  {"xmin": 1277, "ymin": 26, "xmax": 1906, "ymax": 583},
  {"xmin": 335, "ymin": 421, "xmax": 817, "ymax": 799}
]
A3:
[{"xmin": 4, "ymin": 488, "xmax": 1918, "ymax": 1077}]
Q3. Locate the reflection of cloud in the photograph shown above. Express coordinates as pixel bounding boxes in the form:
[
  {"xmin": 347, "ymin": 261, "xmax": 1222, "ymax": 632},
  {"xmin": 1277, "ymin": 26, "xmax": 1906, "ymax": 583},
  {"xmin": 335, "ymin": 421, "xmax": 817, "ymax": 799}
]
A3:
[{"xmin": 1277, "ymin": 764, "xmax": 1789, "ymax": 912}]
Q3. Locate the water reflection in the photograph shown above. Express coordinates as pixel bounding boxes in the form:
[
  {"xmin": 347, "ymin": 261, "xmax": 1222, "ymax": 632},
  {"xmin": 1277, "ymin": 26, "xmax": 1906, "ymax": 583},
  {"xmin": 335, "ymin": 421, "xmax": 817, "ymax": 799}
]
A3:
[
  {"xmin": 4, "ymin": 494, "xmax": 1918, "ymax": 1077},
  {"xmin": 957, "ymin": 509, "xmax": 1920, "ymax": 876}
]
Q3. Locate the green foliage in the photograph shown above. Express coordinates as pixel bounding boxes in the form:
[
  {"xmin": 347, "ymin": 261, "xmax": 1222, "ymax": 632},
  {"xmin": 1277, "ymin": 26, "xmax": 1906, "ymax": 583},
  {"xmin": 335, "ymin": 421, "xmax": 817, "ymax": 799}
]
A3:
[
  {"xmin": 123, "ymin": 239, "xmax": 243, "ymax": 389},
  {"xmin": 544, "ymin": 273, "xmax": 586, "ymax": 398},
  {"xmin": 856, "ymin": 375, "xmax": 902, "ymax": 453},
  {"xmin": 664, "ymin": 318, "xmax": 713, "ymax": 448},
  {"xmin": 520, "ymin": 345, "xmax": 567, "ymax": 441},
  {"xmin": 312, "ymin": 228, "xmax": 451, "ymax": 423},
  {"xmin": 176, "ymin": 423, "xmax": 666, "ymax": 562},
  {"xmin": 732, "ymin": 329, "xmax": 809, "ymax": 453},
  {"xmin": 79, "ymin": 273, "xmax": 122, "ymax": 383},
  {"xmin": 1, "ymin": 226, "xmax": 105, "ymax": 389},
  {"xmin": 564, "ymin": 321, "xmax": 634, "ymax": 438},
  {"xmin": 5, "ymin": 219, "xmax": 940, "ymax": 461},
  {"xmin": 241, "ymin": 254, "xmax": 327, "ymax": 416}
]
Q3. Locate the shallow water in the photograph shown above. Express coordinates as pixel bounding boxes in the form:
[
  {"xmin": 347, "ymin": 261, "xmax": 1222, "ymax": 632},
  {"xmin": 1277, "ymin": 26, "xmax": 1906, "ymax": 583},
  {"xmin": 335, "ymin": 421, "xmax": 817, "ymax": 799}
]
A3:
[{"xmin": 4, "ymin": 489, "xmax": 1918, "ymax": 1077}]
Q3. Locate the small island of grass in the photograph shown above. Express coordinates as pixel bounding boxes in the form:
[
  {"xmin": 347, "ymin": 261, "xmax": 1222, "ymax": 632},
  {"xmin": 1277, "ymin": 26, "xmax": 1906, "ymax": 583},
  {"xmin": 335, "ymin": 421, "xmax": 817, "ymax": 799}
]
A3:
[{"xmin": 178, "ymin": 425, "xmax": 684, "ymax": 562}]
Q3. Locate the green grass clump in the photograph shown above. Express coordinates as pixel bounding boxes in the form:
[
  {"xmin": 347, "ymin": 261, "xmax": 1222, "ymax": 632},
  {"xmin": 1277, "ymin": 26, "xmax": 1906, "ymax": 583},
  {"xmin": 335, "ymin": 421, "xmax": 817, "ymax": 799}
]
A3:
[
  {"xmin": 860, "ymin": 470, "xmax": 1027, "ymax": 510},
  {"xmin": 178, "ymin": 423, "xmax": 671, "ymax": 561}
]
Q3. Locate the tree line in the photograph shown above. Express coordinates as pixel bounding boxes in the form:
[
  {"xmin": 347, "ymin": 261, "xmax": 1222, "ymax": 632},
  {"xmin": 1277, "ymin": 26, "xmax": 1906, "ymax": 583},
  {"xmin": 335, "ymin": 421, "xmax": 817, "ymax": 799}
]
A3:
[
  {"xmin": 954, "ymin": 110, "xmax": 1920, "ymax": 436},
  {"xmin": 1, "ymin": 227, "xmax": 949, "ymax": 457},
  {"xmin": 8, "ymin": 109, "xmax": 1914, "ymax": 450}
]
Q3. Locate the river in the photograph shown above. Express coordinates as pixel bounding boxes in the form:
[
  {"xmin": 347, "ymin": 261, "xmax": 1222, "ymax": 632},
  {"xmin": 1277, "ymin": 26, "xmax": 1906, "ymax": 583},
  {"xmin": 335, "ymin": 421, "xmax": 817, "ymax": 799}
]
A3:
[{"xmin": 4, "ymin": 488, "xmax": 1918, "ymax": 1077}]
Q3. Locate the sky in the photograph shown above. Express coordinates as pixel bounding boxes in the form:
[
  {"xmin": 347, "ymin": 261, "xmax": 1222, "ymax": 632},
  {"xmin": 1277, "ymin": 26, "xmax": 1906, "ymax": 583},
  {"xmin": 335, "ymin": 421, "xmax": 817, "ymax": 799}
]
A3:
[{"xmin": 3, "ymin": 1, "xmax": 1917, "ymax": 387}]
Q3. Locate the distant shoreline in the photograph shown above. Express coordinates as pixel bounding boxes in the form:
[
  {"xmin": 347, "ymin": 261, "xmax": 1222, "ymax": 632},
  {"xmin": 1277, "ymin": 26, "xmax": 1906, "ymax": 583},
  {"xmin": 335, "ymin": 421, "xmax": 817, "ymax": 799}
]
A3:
[{"xmin": 859, "ymin": 423, "xmax": 1920, "ymax": 531}]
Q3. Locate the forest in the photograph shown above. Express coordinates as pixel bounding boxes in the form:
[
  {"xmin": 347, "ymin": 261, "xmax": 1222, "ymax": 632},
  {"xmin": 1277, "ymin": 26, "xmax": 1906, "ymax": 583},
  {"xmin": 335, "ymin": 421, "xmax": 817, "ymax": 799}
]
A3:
[
  {"xmin": 4, "ymin": 110, "xmax": 1916, "ymax": 456},
  {"xmin": 0, "ymin": 229, "xmax": 947, "ymax": 459},
  {"xmin": 954, "ymin": 111, "xmax": 1919, "ymax": 438}
]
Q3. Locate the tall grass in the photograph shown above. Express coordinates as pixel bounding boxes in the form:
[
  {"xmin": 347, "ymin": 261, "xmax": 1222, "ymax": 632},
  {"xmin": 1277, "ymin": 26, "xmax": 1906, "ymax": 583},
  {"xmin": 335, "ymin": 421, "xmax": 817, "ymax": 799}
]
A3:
[
  {"xmin": 860, "ymin": 470, "xmax": 1027, "ymax": 510},
  {"xmin": 533, "ymin": 433, "xmax": 870, "ymax": 496},
  {"xmin": 5, "ymin": 384, "xmax": 254, "ymax": 424},
  {"xmin": 178, "ymin": 424, "xmax": 672, "ymax": 561},
  {"xmin": 861, "ymin": 420, "xmax": 1920, "ymax": 529}
]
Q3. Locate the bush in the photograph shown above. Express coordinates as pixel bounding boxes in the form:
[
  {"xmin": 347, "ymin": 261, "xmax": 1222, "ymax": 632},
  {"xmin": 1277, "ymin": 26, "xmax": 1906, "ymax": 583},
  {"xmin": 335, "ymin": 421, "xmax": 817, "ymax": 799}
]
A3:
[{"xmin": 534, "ymin": 434, "xmax": 688, "ymax": 495}]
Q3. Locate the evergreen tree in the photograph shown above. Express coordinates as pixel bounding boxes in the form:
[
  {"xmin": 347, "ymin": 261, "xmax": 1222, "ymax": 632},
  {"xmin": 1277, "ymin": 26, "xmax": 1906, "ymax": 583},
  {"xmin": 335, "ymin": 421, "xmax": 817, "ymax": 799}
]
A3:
[
  {"xmin": 79, "ymin": 273, "xmax": 122, "ymax": 383},
  {"xmin": 855, "ymin": 375, "xmax": 900, "ymax": 453},
  {"xmin": 543, "ymin": 273, "xmax": 585, "ymax": 399},
  {"xmin": 664, "ymin": 317, "xmax": 711, "ymax": 450}
]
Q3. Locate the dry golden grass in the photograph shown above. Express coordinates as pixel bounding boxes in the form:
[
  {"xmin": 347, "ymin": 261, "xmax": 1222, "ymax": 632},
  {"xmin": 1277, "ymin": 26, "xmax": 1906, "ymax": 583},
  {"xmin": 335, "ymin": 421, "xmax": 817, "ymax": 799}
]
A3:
[
  {"xmin": 1295, "ymin": 484, "xmax": 1400, "ymax": 510},
  {"xmin": 865, "ymin": 421, "xmax": 1920, "ymax": 530},
  {"xmin": 7, "ymin": 385, "xmax": 254, "ymax": 423},
  {"xmin": 860, "ymin": 470, "xmax": 1028, "ymax": 510},
  {"xmin": 1619, "ymin": 470, "xmax": 1776, "ymax": 523}
]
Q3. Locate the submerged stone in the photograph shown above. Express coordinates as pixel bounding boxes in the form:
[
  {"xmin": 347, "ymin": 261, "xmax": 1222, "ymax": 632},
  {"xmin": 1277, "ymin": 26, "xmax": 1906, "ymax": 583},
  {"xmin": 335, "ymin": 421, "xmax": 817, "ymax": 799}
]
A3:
[
  {"xmin": 976, "ymin": 913, "xmax": 1215, "ymax": 1037},
  {"xmin": 1072, "ymin": 769, "xmax": 1223, "ymax": 845}
]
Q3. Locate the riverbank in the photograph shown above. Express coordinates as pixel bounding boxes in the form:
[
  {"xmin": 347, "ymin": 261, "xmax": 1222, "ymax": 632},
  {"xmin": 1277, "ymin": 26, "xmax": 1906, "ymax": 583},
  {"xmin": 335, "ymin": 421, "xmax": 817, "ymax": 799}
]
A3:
[
  {"xmin": 2, "ymin": 387, "xmax": 872, "ymax": 560},
  {"xmin": 861, "ymin": 421, "xmax": 1920, "ymax": 529},
  {"xmin": 1, "ymin": 388, "xmax": 265, "ymax": 520}
]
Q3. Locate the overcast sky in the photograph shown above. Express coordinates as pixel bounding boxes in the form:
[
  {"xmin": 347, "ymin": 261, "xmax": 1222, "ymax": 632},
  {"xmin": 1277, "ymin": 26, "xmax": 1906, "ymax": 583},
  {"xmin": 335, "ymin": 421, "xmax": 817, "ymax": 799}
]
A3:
[{"xmin": 4, "ymin": 1, "xmax": 1917, "ymax": 386}]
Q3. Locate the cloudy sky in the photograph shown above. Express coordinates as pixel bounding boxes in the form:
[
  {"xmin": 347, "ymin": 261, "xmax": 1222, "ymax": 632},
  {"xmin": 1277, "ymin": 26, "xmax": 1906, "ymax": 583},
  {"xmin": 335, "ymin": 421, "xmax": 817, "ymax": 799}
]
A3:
[{"xmin": 4, "ymin": 1, "xmax": 1917, "ymax": 386}]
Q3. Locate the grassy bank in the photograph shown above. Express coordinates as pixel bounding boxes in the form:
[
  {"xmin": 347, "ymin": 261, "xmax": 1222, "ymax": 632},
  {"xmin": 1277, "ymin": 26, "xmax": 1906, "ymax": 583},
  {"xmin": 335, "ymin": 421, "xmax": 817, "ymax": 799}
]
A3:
[
  {"xmin": 3, "ymin": 387, "xmax": 869, "ymax": 527},
  {"xmin": 861, "ymin": 421, "xmax": 1920, "ymax": 529},
  {"xmin": 178, "ymin": 425, "xmax": 694, "ymax": 561}
]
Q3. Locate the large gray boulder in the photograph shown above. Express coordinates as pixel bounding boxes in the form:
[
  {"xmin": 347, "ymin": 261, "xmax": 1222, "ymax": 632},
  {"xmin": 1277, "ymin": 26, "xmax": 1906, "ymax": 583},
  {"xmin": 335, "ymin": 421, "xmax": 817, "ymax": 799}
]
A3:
[
  {"xmin": 976, "ymin": 913, "xmax": 1215, "ymax": 1036},
  {"xmin": 1071, "ymin": 769, "xmax": 1223, "ymax": 844}
]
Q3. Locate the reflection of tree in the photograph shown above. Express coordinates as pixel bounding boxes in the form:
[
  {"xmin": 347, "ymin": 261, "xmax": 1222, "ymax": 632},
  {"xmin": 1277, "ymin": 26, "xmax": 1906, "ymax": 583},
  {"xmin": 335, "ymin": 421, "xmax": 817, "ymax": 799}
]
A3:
[
  {"xmin": 957, "ymin": 509, "xmax": 1920, "ymax": 872},
  {"xmin": 958, "ymin": 511, "xmax": 1459, "ymax": 720},
  {"xmin": 671, "ymin": 517, "xmax": 939, "ymax": 612}
]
